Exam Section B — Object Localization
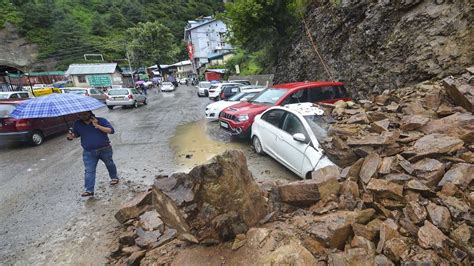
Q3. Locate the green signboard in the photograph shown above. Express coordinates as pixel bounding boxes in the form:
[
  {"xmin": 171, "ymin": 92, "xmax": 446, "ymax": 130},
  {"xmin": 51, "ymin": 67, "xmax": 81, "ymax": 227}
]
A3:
[{"xmin": 87, "ymin": 75, "xmax": 112, "ymax": 87}]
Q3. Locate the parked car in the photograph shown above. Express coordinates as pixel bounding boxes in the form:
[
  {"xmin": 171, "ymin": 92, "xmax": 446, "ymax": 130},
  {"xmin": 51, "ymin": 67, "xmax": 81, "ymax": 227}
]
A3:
[
  {"xmin": 196, "ymin": 81, "xmax": 212, "ymax": 97},
  {"xmin": 219, "ymin": 85, "xmax": 265, "ymax": 100},
  {"xmin": 178, "ymin": 78, "xmax": 188, "ymax": 85},
  {"xmin": 218, "ymin": 81, "xmax": 349, "ymax": 138},
  {"xmin": 251, "ymin": 103, "xmax": 335, "ymax": 179},
  {"xmin": 66, "ymin": 88, "xmax": 107, "ymax": 102},
  {"xmin": 0, "ymin": 91, "xmax": 30, "ymax": 100},
  {"xmin": 0, "ymin": 100, "xmax": 76, "ymax": 146},
  {"xmin": 161, "ymin": 82, "xmax": 176, "ymax": 92},
  {"xmin": 106, "ymin": 88, "xmax": 147, "ymax": 109},
  {"xmin": 208, "ymin": 83, "xmax": 243, "ymax": 101},
  {"xmin": 205, "ymin": 88, "xmax": 264, "ymax": 121},
  {"xmin": 229, "ymin": 80, "xmax": 251, "ymax": 85}
]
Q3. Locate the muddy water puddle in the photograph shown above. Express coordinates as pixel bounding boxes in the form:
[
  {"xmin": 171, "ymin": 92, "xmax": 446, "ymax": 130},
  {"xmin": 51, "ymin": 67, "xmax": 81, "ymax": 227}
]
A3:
[
  {"xmin": 170, "ymin": 120, "xmax": 298, "ymax": 181},
  {"xmin": 171, "ymin": 119, "xmax": 250, "ymax": 170}
]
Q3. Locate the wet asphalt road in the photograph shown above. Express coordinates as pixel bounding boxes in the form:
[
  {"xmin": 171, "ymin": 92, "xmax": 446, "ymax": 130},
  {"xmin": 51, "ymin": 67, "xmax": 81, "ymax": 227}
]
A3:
[{"xmin": 0, "ymin": 85, "xmax": 296, "ymax": 264}]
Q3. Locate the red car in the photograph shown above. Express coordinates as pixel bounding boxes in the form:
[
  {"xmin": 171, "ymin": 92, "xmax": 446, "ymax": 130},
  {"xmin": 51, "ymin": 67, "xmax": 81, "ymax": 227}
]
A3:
[
  {"xmin": 0, "ymin": 100, "xmax": 76, "ymax": 146},
  {"xmin": 218, "ymin": 81, "xmax": 350, "ymax": 138}
]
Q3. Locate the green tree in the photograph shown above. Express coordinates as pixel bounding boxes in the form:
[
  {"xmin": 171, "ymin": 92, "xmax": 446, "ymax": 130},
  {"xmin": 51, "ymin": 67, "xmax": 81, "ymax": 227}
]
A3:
[{"xmin": 127, "ymin": 21, "xmax": 179, "ymax": 67}]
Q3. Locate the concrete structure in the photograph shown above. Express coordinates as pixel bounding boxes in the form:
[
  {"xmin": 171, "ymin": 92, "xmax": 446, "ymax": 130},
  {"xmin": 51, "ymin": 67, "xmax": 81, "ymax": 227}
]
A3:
[
  {"xmin": 65, "ymin": 63, "xmax": 123, "ymax": 88},
  {"xmin": 184, "ymin": 16, "xmax": 233, "ymax": 72},
  {"xmin": 173, "ymin": 60, "xmax": 193, "ymax": 79},
  {"xmin": 208, "ymin": 51, "xmax": 234, "ymax": 66}
]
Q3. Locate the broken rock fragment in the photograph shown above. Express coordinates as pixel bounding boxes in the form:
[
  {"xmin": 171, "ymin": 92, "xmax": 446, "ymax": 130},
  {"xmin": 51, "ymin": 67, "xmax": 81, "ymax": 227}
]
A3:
[
  {"xmin": 400, "ymin": 115, "xmax": 429, "ymax": 131},
  {"xmin": 426, "ymin": 202, "xmax": 452, "ymax": 233},
  {"xmin": 359, "ymin": 153, "xmax": 381, "ymax": 183},
  {"xmin": 366, "ymin": 179, "xmax": 403, "ymax": 200},
  {"xmin": 437, "ymin": 163, "xmax": 474, "ymax": 189},
  {"xmin": 139, "ymin": 210, "xmax": 164, "ymax": 232},
  {"xmin": 403, "ymin": 201, "xmax": 427, "ymax": 225},
  {"xmin": 115, "ymin": 191, "xmax": 152, "ymax": 224},
  {"xmin": 412, "ymin": 158, "xmax": 445, "ymax": 187},
  {"xmin": 151, "ymin": 150, "xmax": 268, "ymax": 242},
  {"xmin": 410, "ymin": 134, "xmax": 464, "ymax": 160},
  {"xmin": 417, "ymin": 221, "xmax": 447, "ymax": 250}
]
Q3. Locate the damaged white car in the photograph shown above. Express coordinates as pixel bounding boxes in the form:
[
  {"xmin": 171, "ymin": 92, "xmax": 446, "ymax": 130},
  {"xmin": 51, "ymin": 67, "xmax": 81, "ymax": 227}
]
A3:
[{"xmin": 251, "ymin": 102, "xmax": 335, "ymax": 179}]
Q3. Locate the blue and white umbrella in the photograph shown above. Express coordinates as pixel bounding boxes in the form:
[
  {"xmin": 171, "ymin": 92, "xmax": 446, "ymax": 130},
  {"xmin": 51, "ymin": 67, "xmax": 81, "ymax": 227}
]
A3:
[{"xmin": 11, "ymin": 93, "xmax": 105, "ymax": 119}]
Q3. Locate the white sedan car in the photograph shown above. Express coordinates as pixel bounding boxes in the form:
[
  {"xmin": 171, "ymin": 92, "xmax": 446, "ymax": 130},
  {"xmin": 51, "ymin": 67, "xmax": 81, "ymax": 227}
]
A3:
[
  {"xmin": 106, "ymin": 88, "xmax": 147, "ymax": 109},
  {"xmin": 161, "ymin": 82, "xmax": 175, "ymax": 92},
  {"xmin": 251, "ymin": 103, "xmax": 335, "ymax": 179},
  {"xmin": 205, "ymin": 88, "xmax": 264, "ymax": 121}
]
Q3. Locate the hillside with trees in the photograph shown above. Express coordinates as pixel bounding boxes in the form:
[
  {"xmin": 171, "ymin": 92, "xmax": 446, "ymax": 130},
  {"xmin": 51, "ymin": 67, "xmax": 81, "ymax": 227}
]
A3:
[{"xmin": 0, "ymin": 0, "xmax": 224, "ymax": 69}]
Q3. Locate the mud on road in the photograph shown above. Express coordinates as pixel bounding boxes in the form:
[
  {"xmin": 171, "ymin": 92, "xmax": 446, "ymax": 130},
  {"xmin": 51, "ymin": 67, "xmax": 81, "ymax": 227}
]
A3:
[{"xmin": 0, "ymin": 85, "xmax": 297, "ymax": 264}]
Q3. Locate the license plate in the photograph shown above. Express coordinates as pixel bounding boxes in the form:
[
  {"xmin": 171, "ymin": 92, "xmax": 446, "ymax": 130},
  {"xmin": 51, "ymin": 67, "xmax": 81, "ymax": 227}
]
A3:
[{"xmin": 220, "ymin": 121, "xmax": 228, "ymax": 129}]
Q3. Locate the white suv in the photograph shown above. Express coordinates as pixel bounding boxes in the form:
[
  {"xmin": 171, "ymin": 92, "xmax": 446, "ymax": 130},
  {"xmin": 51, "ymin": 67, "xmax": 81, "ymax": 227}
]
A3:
[{"xmin": 207, "ymin": 83, "xmax": 243, "ymax": 101}]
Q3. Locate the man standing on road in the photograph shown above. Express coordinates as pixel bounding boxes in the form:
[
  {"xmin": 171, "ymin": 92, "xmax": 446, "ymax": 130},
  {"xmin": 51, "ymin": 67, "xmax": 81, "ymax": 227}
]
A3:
[{"xmin": 67, "ymin": 111, "xmax": 119, "ymax": 197}]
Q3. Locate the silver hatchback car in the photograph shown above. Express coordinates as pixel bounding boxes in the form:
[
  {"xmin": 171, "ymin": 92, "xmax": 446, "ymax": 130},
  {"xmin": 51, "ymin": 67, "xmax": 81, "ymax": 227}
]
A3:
[{"xmin": 106, "ymin": 88, "xmax": 147, "ymax": 109}]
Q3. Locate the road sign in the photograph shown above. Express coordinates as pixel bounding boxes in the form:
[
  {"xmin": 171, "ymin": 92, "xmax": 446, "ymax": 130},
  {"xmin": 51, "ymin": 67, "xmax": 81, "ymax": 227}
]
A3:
[{"xmin": 87, "ymin": 75, "xmax": 111, "ymax": 87}]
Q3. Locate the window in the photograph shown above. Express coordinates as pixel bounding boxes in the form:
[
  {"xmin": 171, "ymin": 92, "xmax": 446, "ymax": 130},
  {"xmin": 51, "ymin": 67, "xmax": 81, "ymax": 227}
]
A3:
[
  {"xmin": 131, "ymin": 89, "xmax": 139, "ymax": 94},
  {"xmin": 9, "ymin": 93, "xmax": 19, "ymax": 99},
  {"xmin": 282, "ymin": 113, "xmax": 308, "ymax": 139},
  {"xmin": 78, "ymin": 75, "xmax": 86, "ymax": 83},
  {"xmin": 309, "ymin": 86, "xmax": 348, "ymax": 102},
  {"xmin": 18, "ymin": 93, "xmax": 29, "ymax": 98},
  {"xmin": 262, "ymin": 109, "xmax": 286, "ymax": 128},
  {"xmin": 281, "ymin": 89, "xmax": 309, "ymax": 105},
  {"xmin": 252, "ymin": 88, "xmax": 287, "ymax": 105}
]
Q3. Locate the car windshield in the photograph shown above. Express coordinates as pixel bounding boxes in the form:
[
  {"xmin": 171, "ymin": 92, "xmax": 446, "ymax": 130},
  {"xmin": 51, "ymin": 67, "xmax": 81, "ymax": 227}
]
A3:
[
  {"xmin": 69, "ymin": 90, "xmax": 87, "ymax": 94},
  {"xmin": 228, "ymin": 91, "xmax": 258, "ymax": 101},
  {"xmin": 0, "ymin": 104, "xmax": 15, "ymax": 118},
  {"xmin": 198, "ymin": 82, "xmax": 211, "ymax": 88},
  {"xmin": 108, "ymin": 89, "xmax": 129, "ymax": 95},
  {"xmin": 209, "ymin": 85, "xmax": 218, "ymax": 90},
  {"xmin": 0, "ymin": 94, "xmax": 10, "ymax": 99},
  {"xmin": 304, "ymin": 115, "xmax": 331, "ymax": 143},
  {"xmin": 251, "ymin": 88, "xmax": 287, "ymax": 105}
]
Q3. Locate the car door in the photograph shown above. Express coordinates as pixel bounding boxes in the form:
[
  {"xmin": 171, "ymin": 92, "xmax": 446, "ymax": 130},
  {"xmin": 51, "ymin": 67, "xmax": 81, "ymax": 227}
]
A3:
[
  {"xmin": 131, "ymin": 88, "xmax": 144, "ymax": 102},
  {"xmin": 258, "ymin": 109, "xmax": 287, "ymax": 158},
  {"xmin": 273, "ymin": 113, "xmax": 311, "ymax": 176}
]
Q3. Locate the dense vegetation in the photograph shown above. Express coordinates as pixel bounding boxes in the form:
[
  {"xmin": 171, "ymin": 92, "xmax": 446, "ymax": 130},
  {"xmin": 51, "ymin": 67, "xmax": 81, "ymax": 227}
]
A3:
[
  {"xmin": 0, "ymin": 0, "xmax": 224, "ymax": 69},
  {"xmin": 222, "ymin": 0, "xmax": 310, "ymax": 75}
]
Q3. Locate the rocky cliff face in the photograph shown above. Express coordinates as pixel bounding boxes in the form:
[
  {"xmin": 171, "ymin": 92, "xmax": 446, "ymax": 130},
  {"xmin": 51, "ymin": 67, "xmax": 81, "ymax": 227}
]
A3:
[
  {"xmin": 0, "ymin": 23, "xmax": 38, "ymax": 70},
  {"xmin": 274, "ymin": 0, "xmax": 473, "ymax": 98}
]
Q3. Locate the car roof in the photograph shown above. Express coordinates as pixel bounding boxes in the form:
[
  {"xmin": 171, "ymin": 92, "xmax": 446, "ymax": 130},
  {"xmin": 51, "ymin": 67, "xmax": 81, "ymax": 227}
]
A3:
[
  {"xmin": 270, "ymin": 102, "xmax": 325, "ymax": 116},
  {"xmin": 0, "ymin": 91, "xmax": 25, "ymax": 94},
  {"xmin": 273, "ymin": 81, "xmax": 344, "ymax": 90}
]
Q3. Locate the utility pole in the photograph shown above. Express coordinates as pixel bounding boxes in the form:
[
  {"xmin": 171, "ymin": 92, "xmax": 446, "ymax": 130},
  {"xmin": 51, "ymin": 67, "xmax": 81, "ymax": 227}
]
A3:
[{"xmin": 126, "ymin": 48, "xmax": 135, "ymax": 84}]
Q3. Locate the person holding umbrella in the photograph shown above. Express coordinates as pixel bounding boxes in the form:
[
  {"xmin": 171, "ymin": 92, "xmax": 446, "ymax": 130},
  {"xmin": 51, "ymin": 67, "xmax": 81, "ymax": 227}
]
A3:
[
  {"xmin": 67, "ymin": 111, "xmax": 119, "ymax": 197},
  {"xmin": 11, "ymin": 93, "xmax": 119, "ymax": 197}
]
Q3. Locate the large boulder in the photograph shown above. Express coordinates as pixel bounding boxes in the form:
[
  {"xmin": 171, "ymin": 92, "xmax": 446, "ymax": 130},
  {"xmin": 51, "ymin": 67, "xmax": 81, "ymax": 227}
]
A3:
[{"xmin": 150, "ymin": 150, "xmax": 268, "ymax": 242}]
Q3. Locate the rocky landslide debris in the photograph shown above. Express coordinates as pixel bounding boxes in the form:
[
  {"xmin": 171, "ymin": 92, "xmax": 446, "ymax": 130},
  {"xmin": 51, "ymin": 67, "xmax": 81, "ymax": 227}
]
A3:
[{"xmin": 108, "ymin": 72, "xmax": 473, "ymax": 265}]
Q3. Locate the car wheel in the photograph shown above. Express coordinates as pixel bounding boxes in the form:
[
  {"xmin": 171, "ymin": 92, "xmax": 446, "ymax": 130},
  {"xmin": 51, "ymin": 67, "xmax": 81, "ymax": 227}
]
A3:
[
  {"xmin": 252, "ymin": 136, "xmax": 265, "ymax": 155},
  {"xmin": 143, "ymin": 98, "xmax": 148, "ymax": 105},
  {"xmin": 133, "ymin": 101, "xmax": 138, "ymax": 108},
  {"xmin": 30, "ymin": 131, "xmax": 44, "ymax": 146},
  {"xmin": 107, "ymin": 105, "xmax": 113, "ymax": 110},
  {"xmin": 205, "ymin": 91, "xmax": 209, "ymax": 97}
]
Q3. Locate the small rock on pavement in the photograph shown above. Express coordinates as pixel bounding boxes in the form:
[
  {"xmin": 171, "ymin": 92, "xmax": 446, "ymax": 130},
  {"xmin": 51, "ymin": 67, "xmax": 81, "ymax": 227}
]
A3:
[
  {"xmin": 139, "ymin": 210, "xmax": 164, "ymax": 232},
  {"xmin": 115, "ymin": 191, "xmax": 152, "ymax": 224},
  {"xmin": 418, "ymin": 221, "xmax": 447, "ymax": 250}
]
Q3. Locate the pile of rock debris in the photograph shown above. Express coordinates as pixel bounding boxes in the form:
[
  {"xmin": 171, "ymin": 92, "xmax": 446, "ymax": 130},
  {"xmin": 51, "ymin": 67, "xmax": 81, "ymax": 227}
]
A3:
[{"xmin": 108, "ymin": 70, "xmax": 473, "ymax": 265}]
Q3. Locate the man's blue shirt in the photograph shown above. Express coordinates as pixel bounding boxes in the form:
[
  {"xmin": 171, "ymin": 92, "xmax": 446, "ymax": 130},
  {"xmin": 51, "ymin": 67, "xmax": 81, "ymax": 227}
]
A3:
[{"xmin": 73, "ymin": 117, "xmax": 115, "ymax": 151}]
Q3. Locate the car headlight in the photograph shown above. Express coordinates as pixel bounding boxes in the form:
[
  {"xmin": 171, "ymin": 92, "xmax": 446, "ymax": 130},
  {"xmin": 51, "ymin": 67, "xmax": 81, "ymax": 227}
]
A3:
[{"xmin": 237, "ymin": 114, "xmax": 249, "ymax": 122}]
